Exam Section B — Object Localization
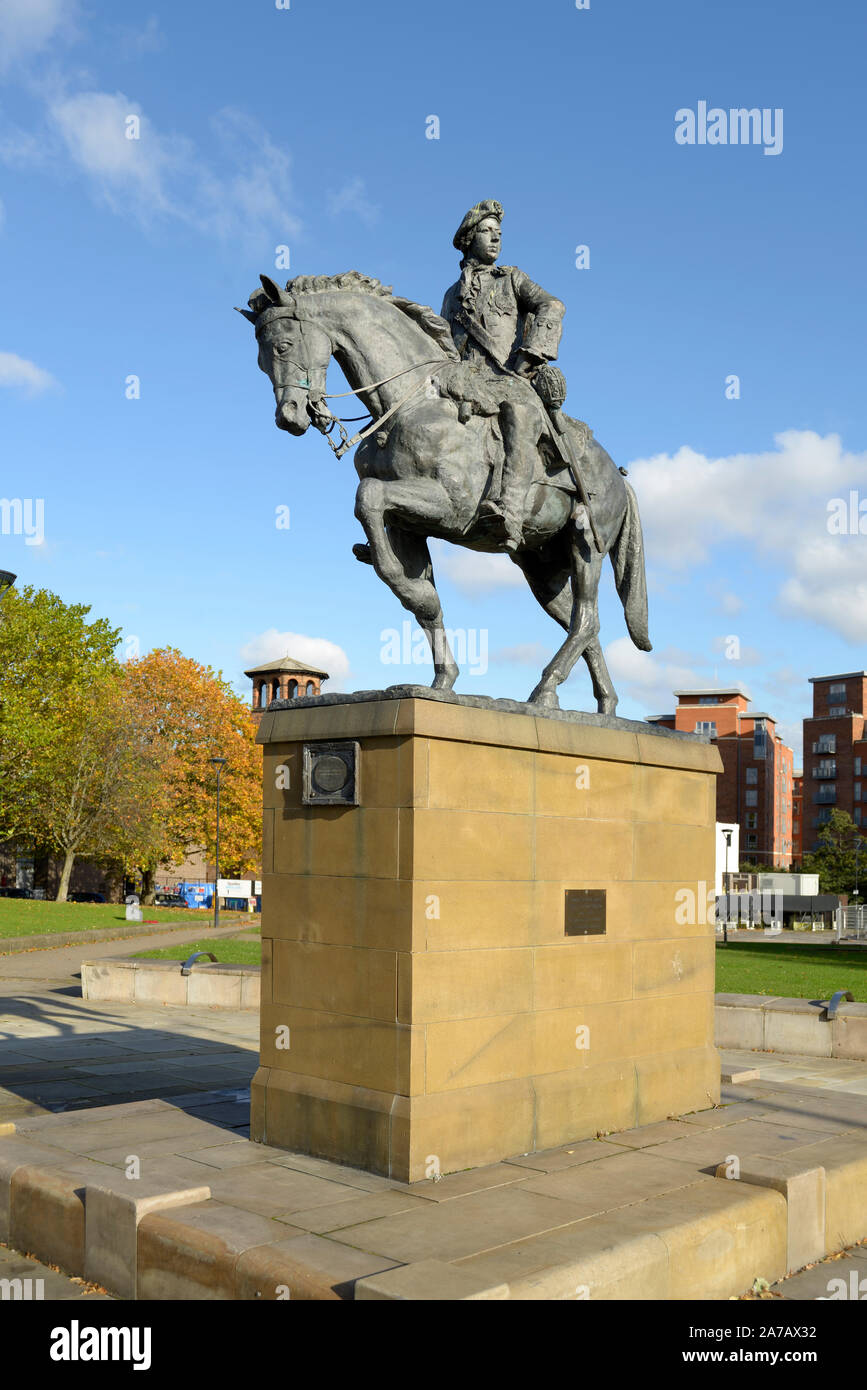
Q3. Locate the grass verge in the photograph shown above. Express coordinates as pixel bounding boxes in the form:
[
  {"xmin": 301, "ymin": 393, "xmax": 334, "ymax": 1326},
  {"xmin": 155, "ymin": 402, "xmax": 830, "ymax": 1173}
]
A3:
[{"xmin": 716, "ymin": 941, "xmax": 867, "ymax": 999}]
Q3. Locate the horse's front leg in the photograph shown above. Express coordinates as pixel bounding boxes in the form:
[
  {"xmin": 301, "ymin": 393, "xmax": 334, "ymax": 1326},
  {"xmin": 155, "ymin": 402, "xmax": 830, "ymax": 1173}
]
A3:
[{"xmin": 354, "ymin": 476, "xmax": 459, "ymax": 690}]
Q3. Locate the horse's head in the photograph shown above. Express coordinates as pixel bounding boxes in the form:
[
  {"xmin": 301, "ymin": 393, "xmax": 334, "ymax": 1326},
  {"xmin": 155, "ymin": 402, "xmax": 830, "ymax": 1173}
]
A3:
[{"xmin": 238, "ymin": 275, "xmax": 331, "ymax": 436}]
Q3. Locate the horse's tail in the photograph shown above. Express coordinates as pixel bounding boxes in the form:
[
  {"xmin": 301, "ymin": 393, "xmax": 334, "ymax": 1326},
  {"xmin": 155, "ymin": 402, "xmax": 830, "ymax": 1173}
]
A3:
[{"xmin": 610, "ymin": 481, "xmax": 652, "ymax": 651}]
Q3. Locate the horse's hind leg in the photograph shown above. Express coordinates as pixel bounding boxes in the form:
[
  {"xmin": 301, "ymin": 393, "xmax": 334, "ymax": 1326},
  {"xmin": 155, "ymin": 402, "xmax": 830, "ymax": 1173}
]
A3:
[
  {"xmin": 528, "ymin": 542, "xmax": 605, "ymax": 710},
  {"xmin": 355, "ymin": 476, "xmax": 458, "ymax": 689},
  {"xmin": 582, "ymin": 639, "xmax": 618, "ymax": 716}
]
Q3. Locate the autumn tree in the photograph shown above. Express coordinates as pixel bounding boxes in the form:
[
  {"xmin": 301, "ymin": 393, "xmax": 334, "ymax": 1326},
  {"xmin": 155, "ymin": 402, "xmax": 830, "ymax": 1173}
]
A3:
[{"xmin": 123, "ymin": 649, "xmax": 260, "ymax": 901}]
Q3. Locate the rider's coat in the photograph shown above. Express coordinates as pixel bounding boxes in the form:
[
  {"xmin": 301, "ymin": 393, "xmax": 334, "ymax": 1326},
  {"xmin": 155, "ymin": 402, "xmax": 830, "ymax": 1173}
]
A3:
[{"xmin": 440, "ymin": 263, "xmax": 565, "ymax": 373}]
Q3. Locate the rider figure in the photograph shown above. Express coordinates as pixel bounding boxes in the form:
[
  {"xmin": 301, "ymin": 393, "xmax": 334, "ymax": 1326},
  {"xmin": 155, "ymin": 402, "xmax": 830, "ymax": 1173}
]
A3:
[{"xmin": 440, "ymin": 200, "xmax": 565, "ymax": 552}]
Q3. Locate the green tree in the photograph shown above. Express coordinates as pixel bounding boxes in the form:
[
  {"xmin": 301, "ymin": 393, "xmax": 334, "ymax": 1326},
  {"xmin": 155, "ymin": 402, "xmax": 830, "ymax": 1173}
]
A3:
[
  {"xmin": 0, "ymin": 586, "xmax": 130, "ymax": 897},
  {"xmin": 802, "ymin": 809, "xmax": 867, "ymax": 898}
]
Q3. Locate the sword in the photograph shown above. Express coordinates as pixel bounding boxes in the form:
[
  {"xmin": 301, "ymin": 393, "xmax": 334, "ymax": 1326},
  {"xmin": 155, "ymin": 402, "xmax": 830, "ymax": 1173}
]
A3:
[{"xmin": 532, "ymin": 366, "xmax": 603, "ymax": 553}]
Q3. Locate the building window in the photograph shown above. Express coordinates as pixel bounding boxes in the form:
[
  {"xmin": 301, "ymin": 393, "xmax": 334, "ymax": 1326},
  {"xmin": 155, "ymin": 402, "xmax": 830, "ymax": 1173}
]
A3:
[
  {"xmin": 746, "ymin": 834, "xmax": 758, "ymax": 850},
  {"xmin": 828, "ymin": 682, "xmax": 846, "ymax": 696},
  {"xmin": 856, "ymin": 757, "xmax": 862, "ymax": 777},
  {"xmin": 816, "ymin": 734, "xmax": 836, "ymax": 755},
  {"xmin": 817, "ymin": 808, "xmax": 832, "ymax": 825},
  {"xmin": 828, "ymin": 706, "xmax": 846, "ymax": 717},
  {"xmin": 746, "ymin": 812, "xmax": 757, "ymax": 829},
  {"xmin": 745, "ymin": 790, "xmax": 758, "ymax": 807},
  {"xmin": 695, "ymin": 721, "xmax": 717, "ymax": 736},
  {"xmin": 288, "ymin": 680, "xmax": 298, "ymax": 699},
  {"xmin": 745, "ymin": 768, "xmax": 758, "ymax": 785},
  {"xmin": 306, "ymin": 681, "xmax": 314, "ymax": 696},
  {"xmin": 699, "ymin": 696, "xmax": 717, "ymax": 705},
  {"xmin": 856, "ymin": 808, "xmax": 863, "ymax": 826},
  {"xmin": 856, "ymin": 783, "xmax": 862, "ymax": 802}
]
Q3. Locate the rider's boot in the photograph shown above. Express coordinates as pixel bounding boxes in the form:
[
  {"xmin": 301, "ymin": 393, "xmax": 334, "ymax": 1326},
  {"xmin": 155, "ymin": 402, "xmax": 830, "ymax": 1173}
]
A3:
[{"xmin": 480, "ymin": 402, "xmax": 536, "ymax": 553}]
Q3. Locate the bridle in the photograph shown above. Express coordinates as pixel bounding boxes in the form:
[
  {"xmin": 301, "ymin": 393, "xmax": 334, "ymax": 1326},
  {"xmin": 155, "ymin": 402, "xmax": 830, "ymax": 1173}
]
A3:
[{"xmin": 257, "ymin": 307, "xmax": 443, "ymax": 459}]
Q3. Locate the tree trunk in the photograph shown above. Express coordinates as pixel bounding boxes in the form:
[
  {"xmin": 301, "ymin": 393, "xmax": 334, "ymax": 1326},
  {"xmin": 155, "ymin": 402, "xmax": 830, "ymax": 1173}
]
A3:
[
  {"xmin": 140, "ymin": 866, "xmax": 156, "ymax": 906},
  {"xmin": 56, "ymin": 849, "xmax": 76, "ymax": 902}
]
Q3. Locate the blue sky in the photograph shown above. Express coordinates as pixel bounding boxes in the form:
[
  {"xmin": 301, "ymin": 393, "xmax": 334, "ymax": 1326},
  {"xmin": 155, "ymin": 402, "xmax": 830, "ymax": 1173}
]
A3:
[{"xmin": 1, "ymin": 0, "xmax": 865, "ymax": 761}]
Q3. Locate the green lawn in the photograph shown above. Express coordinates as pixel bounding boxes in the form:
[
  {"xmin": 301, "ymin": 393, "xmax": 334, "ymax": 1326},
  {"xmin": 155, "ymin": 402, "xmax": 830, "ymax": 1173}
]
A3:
[
  {"xmin": 135, "ymin": 934, "xmax": 262, "ymax": 966},
  {"xmin": 716, "ymin": 942, "xmax": 867, "ymax": 1000},
  {"xmin": 0, "ymin": 898, "xmax": 238, "ymax": 938}
]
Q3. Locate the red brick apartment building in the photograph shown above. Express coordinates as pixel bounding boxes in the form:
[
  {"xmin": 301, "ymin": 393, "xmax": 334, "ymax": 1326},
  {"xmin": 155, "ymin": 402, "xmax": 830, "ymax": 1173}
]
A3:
[
  {"xmin": 647, "ymin": 687, "xmax": 794, "ymax": 867},
  {"xmin": 792, "ymin": 773, "xmax": 804, "ymax": 864},
  {"xmin": 802, "ymin": 671, "xmax": 867, "ymax": 852}
]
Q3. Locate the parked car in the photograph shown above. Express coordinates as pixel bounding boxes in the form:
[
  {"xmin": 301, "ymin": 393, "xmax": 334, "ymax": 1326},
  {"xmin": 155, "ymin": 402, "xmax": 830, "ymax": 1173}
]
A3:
[
  {"xmin": 153, "ymin": 892, "xmax": 188, "ymax": 908},
  {"xmin": 69, "ymin": 891, "xmax": 106, "ymax": 903},
  {"xmin": 0, "ymin": 886, "xmax": 31, "ymax": 898}
]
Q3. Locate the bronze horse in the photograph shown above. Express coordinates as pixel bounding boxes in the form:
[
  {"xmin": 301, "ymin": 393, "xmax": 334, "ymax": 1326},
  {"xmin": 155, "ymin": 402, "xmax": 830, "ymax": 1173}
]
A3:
[{"xmin": 240, "ymin": 272, "xmax": 651, "ymax": 712}]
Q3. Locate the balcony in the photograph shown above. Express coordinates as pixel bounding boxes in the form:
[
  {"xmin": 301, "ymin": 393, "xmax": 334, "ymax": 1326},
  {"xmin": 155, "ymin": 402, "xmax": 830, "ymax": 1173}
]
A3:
[
  {"xmin": 812, "ymin": 740, "xmax": 836, "ymax": 755},
  {"xmin": 812, "ymin": 763, "xmax": 837, "ymax": 778},
  {"xmin": 814, "ymin": 788, "xmax": 837, "ymax": 805}
]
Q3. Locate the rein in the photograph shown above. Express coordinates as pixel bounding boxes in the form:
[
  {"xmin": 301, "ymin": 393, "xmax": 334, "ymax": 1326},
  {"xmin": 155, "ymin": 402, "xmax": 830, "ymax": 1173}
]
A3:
[{"xmin": 311, "ymin": 358, "xmax": 445, "ymax": 459}]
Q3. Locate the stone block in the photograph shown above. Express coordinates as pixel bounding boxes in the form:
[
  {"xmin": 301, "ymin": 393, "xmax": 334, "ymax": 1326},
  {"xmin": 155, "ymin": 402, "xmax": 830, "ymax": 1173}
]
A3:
[
  {"xmin": 84, "ymin": 1171, "xmax": 212, "ymax": 1299},
  {"xmin": 427, "ymin": 738, "xmax": 533, "ymax": 814},
  {"xmin": 714, "ymin": 1155, "xmax": 825, "ymax": 1273},
  {"xmin": 632, "ymin": 938, "xmax": 714, "ymax": 998},
  {"xmin": 134, "ymin": 965, "xmax": 188, "ymax": 1007},
  {"xmin": 9, "ymin": 1166, "xmax": 87, "ymax": 1276},
  {"xmin": 81, "ymin": 960, "xmax": 136, "ymax": 1003},
  {"xmin": 136, "ymin": 1200, "xmax": 286, "ymax": 1300},
  {"xmin": 763, "ymin": 1000, "xmax": 831, "ymax": 1058},
  {"xmin": 832, "ymin": 1008, "xmax": 867, "ymax": 1061},
  {"xmin": 408, "ymin": 808, "xmax": 534, "ymax": 882},
  {"xmin": 533, "ymin": 941, "xmax": 632, "ymax": 1009},
  {"xmin": 355, "ymin": 1257, "xmax": 509, "ymax": 1300},
  {"xmin": 715, "ymin": 1000, "xmax": 765, "ymax": 1051},
  {"xmin": 235, "ymin": 1233, "xmax": 402, "ymax": 1300},
  {"xmin": 613, "ymin": 1176, "xmax": 788, "ymax": 1299},
  {"xmin": 271, "ymin": 939, "xmax": 396, "ymax": 1020},
  {"xmin": 187, "ymin": 967, "xmax": 243, "ymax": 1009},
  {"xmin": 398, "ymin": 947, "xmax": 533, "ymax": 1025},
  {"xmin": 459, "ymin": 1216, "xmax": 670, "ymax": 1300},
  {"xmin": 533, "ymin": 752, "xmax": 636, "ymax": 820},
  {"xmin": 0, "ymin": 1138, "xmax": 73, "ymax": 1241},
  {"xmin": 534, "ymin": 815, "xmax": 634, "ymax": 883}
]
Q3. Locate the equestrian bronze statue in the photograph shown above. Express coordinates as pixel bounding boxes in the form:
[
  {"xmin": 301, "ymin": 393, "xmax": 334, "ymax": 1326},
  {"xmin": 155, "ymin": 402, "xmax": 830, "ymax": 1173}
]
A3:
[{"xmin": 238, "ymin": 200, "xmax": 651, "ymax": 713}]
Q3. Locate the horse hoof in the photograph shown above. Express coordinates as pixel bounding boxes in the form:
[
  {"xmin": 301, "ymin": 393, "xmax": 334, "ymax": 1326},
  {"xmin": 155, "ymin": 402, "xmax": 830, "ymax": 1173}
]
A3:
[
  {"xmin": 352, "ymin": 543, "xmax": 372, "ymax": 565},
  {"xmin": 529, "ymin": 687, "xmax": 560, "ymax": 709}
]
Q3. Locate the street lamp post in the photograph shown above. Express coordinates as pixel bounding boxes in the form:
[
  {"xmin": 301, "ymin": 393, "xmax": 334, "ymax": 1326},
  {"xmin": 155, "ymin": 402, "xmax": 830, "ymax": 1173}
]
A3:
[
  {"xmin": 722, "ymin": 829, "xmax": 733, "ymax": 946},
  {"xmin": 210, "ymin": 757, "xmax": 227, "ymax": 929}
]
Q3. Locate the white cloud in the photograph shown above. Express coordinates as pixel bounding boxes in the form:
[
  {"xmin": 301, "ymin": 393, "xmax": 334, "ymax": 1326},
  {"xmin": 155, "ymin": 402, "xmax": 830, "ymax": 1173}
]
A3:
[
  {"xmin": 719, "ymin": 591, "xmax": 745, "ymax": 615},
  {"xmin": 240, "ymin": 630, "xmax": 351, "ymax": 690},
  {"xmin": 0, "ymin": 352, "xmax": 57, "ymax": 394},
  {"xmin": 432, "ymin": 541, "xmax": 524, "ymax": 595},
  {"xmin": 50, "ymin": 90, "xmax": 178, "ymax": 216},
  {"xmin": 2, "ymin": 84, "xmax": 301, "ymax": 245},
  {"xmin": 629, "ymin": 430, "xmax": 867, "ymax": 567},
  {"xmin": 112, "ymin": 15, "xmax": 165, "ymax": 59},
  {"xmin": 603, "ymin": 637, "xmax": 703, "ymax": 714},
  {"xmin": 491, "ymin": 642, "xmax": 550, "ymax": 666},
  {"xmin": 780, "ymin": 538, "xmax": 867, "ymax": 643},
  {"xmin": 0, "ymin": 0, "xmax": 72, "ymax": 72},
  {"xmin": 328, "ymin": 177, "xmax": 379, "ymax": 226},
  {"xmin": 630, "ymin": 430, "xmax": 867, "ymax": 645}
]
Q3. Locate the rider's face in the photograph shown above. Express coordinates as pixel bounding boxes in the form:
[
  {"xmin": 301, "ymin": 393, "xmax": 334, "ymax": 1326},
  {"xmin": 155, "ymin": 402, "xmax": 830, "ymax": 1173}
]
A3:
[{"xmin": 467, "ymin": 218, "xmax": 501, "ymax": 265}]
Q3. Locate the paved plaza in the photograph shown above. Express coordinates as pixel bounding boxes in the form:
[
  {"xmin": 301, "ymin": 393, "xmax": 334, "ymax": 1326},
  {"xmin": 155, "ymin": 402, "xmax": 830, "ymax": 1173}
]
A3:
[{"xmin": 0, "ymin": 942, "xmax": 865, "ymax": 1300}]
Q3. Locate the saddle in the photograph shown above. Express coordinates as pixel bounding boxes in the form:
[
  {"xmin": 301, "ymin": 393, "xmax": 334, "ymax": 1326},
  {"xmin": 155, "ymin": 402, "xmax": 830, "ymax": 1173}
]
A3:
[{"xmin": 434, "ymin": 361, "xmax": 592, "ymax": 495}]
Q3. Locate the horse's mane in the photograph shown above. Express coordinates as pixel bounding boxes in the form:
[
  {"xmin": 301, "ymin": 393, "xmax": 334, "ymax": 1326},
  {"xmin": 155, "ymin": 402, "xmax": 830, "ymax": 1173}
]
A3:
[{"xmin": 248, "ymin": 271, "xmax": 459, "ymax": 360}]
